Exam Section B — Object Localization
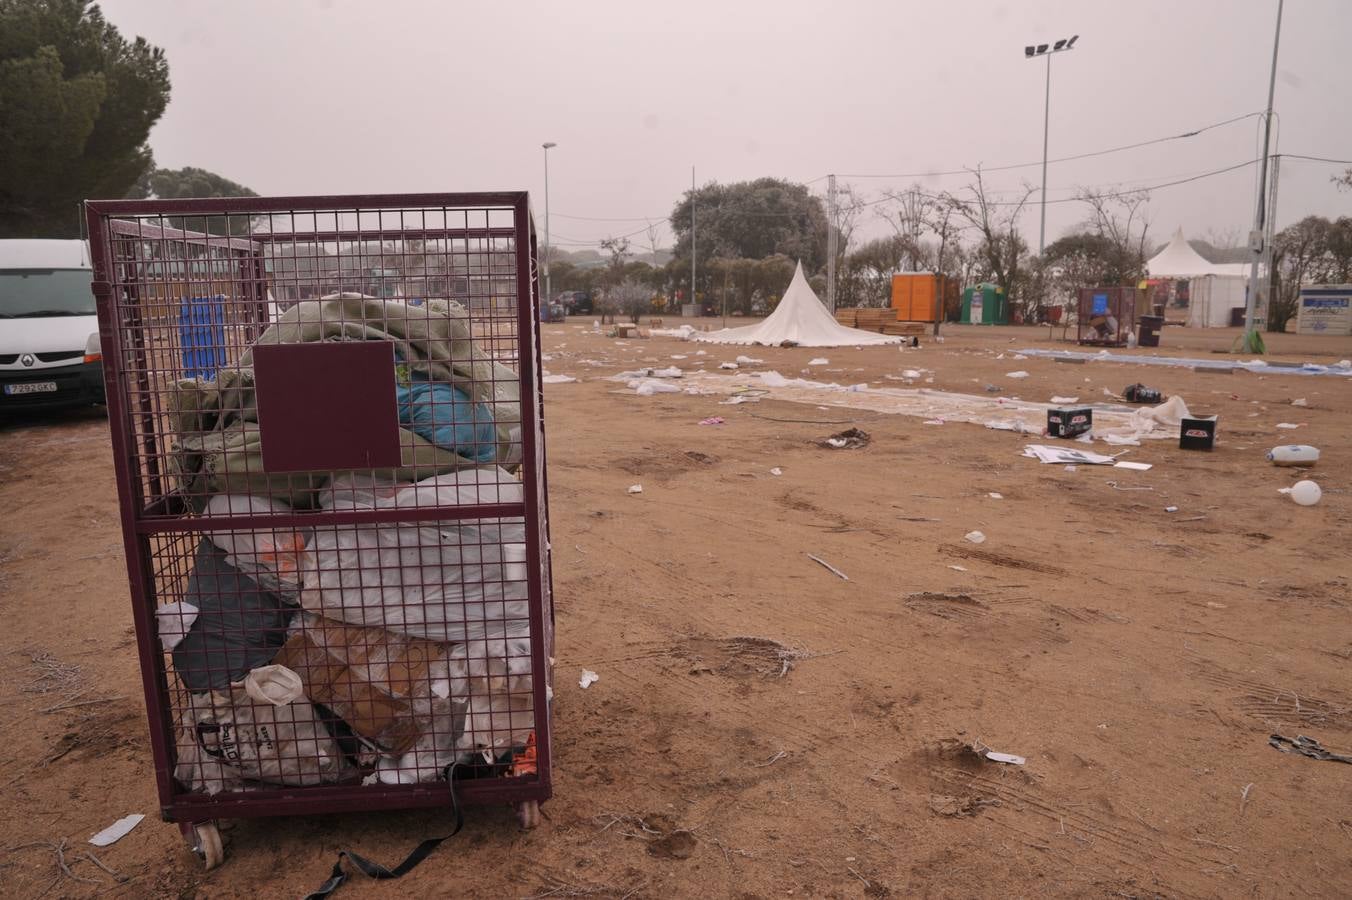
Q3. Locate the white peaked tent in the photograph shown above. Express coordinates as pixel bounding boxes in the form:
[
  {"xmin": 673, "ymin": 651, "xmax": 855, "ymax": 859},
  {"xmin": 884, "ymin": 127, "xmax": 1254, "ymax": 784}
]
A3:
[
  {"xmin": 696, "ymin": 262, "xmax": 904, "ymax": 347},
  {"xmin": 1147, "ymin": 228, "xmax": 1250, "ymax": 328},
  {"xmin": 1147, "ymin": 228, "xmax": 1223, "ymax": 278}
]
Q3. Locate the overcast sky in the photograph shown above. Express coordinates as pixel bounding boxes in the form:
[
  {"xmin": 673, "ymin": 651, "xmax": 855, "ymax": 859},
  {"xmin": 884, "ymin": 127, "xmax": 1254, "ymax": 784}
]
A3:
[{"xmin": 105, "ymin": 0, "xmax": 1352, "ymax": 254}]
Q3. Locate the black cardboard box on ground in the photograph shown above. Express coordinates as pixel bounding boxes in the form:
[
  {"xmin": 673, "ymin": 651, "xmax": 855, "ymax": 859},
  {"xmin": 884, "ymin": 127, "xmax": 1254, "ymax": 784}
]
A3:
[
  {"xmin": 1047, "ymin": 407, "xmax": 1093, "ymax": 438},
  {"xmin": 1180, "ymin": 414, "xmax": 1218, "ymax": 450}
]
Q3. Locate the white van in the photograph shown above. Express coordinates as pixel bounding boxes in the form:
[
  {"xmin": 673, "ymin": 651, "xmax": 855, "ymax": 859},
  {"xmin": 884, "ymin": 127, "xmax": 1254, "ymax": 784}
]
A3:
[{"xmin": 0, "ymin": 239, "xmax": 105, "ymax": 413}]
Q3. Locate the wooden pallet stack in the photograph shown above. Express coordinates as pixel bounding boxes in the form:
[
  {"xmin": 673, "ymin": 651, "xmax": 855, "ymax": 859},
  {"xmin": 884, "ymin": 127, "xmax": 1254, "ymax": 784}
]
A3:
[
  {"xmin": 853, "ymin": 308, "xmax": 894, "ymax": 331},
  {"xmin": 882, "ymin": 321, "xmax": 927, "ymax": 336},
  {"xmin": 833, "ymin": 308, "xmax": 859, "ymax": 327}
]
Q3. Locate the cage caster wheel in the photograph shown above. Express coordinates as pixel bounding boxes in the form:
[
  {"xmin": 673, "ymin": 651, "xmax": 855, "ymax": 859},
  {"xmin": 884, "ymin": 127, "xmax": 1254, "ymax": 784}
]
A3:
[
  {"xmin": 516, "ymin": 800, "xmax": 541, "ymax": 830},
  {"xmin": 184, "ymin": 821, "xmax": 225, "ymax": 871}
]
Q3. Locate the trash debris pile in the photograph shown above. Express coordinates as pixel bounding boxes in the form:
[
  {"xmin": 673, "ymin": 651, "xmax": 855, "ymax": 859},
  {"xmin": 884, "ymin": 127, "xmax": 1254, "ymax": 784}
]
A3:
[{"xmin": 156, "ymin": 295, "xmax": 541, "ymax": 796}]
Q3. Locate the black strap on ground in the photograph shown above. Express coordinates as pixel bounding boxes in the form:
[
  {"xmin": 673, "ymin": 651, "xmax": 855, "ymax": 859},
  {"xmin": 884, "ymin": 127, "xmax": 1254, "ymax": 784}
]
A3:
[{"xmin": 303, "ymin": 763, "xmax": 464, "ymax": 900}]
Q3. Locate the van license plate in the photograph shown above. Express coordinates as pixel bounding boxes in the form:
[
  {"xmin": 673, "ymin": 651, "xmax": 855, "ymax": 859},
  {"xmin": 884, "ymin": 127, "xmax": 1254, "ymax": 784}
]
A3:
[{"xmin": 4, "ymin": 382, "xmax": 58, "ymax": 395}]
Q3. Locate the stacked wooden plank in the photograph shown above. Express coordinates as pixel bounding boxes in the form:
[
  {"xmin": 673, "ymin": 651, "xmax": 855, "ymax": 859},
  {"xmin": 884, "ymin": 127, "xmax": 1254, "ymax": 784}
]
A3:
[
  {"xmin": 853, "ymin": 308, "xmax": 895, "ymax": 331},
  {"xmin": 882, "ymin": 321, "xmax": 928, "ymax": 336},
  {"xmin": 833, "ymin": 308, "xmax": 858, "ymax": 327}
]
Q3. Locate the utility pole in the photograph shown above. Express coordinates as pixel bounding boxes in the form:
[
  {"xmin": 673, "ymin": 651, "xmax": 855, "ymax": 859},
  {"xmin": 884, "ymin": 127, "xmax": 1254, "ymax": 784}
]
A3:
[
  {"xmin": 826, "ymin": 174, "xmax": 838, "ymax": 312},
  {"xmin": 691, "ymin": 165, "xmax": 697, "ymax": 318},
  {"xmin": 541, "ymin": 142, "xmax": 556, "ymax": 306},
  {"xmin": 1240, "ymin": 0, "xmax": 1284, "ymax": 355}
]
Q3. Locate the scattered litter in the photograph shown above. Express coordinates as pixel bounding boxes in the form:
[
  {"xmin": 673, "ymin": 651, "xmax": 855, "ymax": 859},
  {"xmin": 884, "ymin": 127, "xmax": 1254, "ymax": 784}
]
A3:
[
  {"xmin": 1268, "ymin": 445, "xmax": 1319, "ymax": 466},
  {"xmin": 1049, "ymin": 395, "xmax": 1079, "ymax": 404},
  {"xmin": 579, "ymin": 669, "xmax": 600, "ymax": 689},
  {"xmin": 242, "ymin": 664, "xmax": 304, "ymax": 707},
  {"xmin": 1290, "ymin": 480, "xmax": 1322, "ymax": 506},
  {"xmin": 89, "ymin": 814, "xmax": 145, "ymax": 847},
  {"xmin": 1290, "ymin": 398, "xmax": 1307, "ymax": 407},
  {"xmin": 988, "ymin": 492, "xmax": 1003, "ymax": 499},
  {"xmin": 695, "ymin": 350, "xmax": 707, "ymax": 356},
  {"xmin": 807, "ymin": 553, "xmax": 850, "ymax": 581},
  {"xmin": 736, "ymin": 355, "xmax": 764, "ymax": 365},
  {"xmin": 632, "ymin": 379, "xmax": 681, "ymax": 395},
  {"xmin": 1064, "ymin": 465, "xmax": 1077, "ymax": 472},
  {"xmin": 984, "ymin": 384, "xmax": 1002, "ymax": 393},
  {"xmin": 1269, "ymin": 734, "xmax": 1352, "ymax": 764},
  {"xmin": 948, "ymin": 564, "xmax": 968, "ymax": 572},
  {"xmin": 1011, "ymin": 354, "xmax": 1028, "ymax": 361},
  {"xmin": 1113, "ymin": 461, "xmax": 1153, "ymax": 471},
  {"xmin": 984, "ymin": 751, "xmax": 1026, "ymax": 766},
  {"xmin": 698, "ymin": 416, "xmax": 725, "ymax": 426},
  {"xmin": 807, "ymin": 357, "xmax": 829, "ymax": 366},
  {"xmin": 1105, "ymin": 481, "xmax": 1154, "ymax": 491},
  {"xmin": 155, "ymin": 601, "xmax": 199, "ymax": 651},
  {"xmin": 1023, "ymin": 444, "xmax": 1119, "ymax": 466},
  {"xmin": 542, "ymin": 374, "xmax": 577, "ymax": 384},
  {"xmin": 671, "ymin": 354, "xmax": 688, "ymax": 360},
  {"xmin": 1006, "ymin": 371, "xmax": 1029, "ymax": 379},
  {"xmin": 819, "ymin": 428, "xmax": 870, "ymax": 450},
  {"xmin": 1122, "ymin": 384, "xmax": 1162, "ymax": 404},
  {"xmin": 903, "ymin": 369, "xmax": 922, "ymax": 378},
  {"xmin": 627, "ymin": 484, "xmax": 643, "ymax": 494},
  {"xmin": 964, "ymin": 531, "xmax": 986, "ymax": 544},
  {"xmin": 1275, "ymin": 422, "xmax": 1300, "ymax": 429},
  {"xmin": 719, "ymin": 362, "xmax": 739, "ymax": 370},
  {"xmin": 770, "ymin": 467, "xmax": 783, "ymax": 476},
  {"xmin": 1165, "ymin": 506, "xmax": 1179, "ymax": 513},
  {"xmin": 923, "ymin": 418, "xmax": 944, "ymax": 426}
]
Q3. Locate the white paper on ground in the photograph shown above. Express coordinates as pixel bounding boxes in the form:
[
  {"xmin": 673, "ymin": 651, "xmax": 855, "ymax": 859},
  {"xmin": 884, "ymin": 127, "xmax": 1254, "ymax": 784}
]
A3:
[
  {"xmin": 579, "ymin": 669, "xmax": 599, "ymax": 689},
  {"xmin": 719, "ymin": 362, "xmax": 739, "ymax": 370},
  {"xmin": 770, "ymin": 467, "xmax": 783, "ymax": 476},
  {"xmin": 1276, "ymin": 423, "xmax": 1300, "ymax": 429},
  {"xmin": 627, "ymin": 484, "xmax": 643, "ymax": 494},
  {"xmin": 964, "ymin": 531, "xmax": 986, "ymax": 544},
  {"xmin": 1050, "ymin": 396, "xmax": 1079, "ymax": 403},
  {"xmin": 808, "ymin": 358, "xmax": 829, "ymax": 365},
  {"xmin": 1113, "ymin": 461, "xmax": 1153, "ymax": 471},
  {"xmin": 736, "ymin": 355, "xmax": 764, "ymax": 364},
  {"xmin": 1006, "ymin": 371, "xmax": 1030, "ymax": 379},
  {"xmin": 985, "ymin": 751, "xmax": 1026, "ymax": 766},
  {"xmin": 155, "ymin": 601, "xmax": 199, "ymax": 651},
  {"xmin": 542, "ymin": 374, "xmax": 576, "ymax": 384},
  {"xmin": 1023, "ymin": 444, "xmax": 1118, "ymax": 465},
  {"xmin": 89, "ymin": 814, "xmax": 145, "ymax": 847}
]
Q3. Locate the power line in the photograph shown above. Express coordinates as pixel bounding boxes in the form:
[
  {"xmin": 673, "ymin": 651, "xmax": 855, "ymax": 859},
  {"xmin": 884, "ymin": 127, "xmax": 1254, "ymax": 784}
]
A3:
[
  {"xmin": 834, "ymin": 111, "xmax": 1262, "ymax": 180},
  {"xmin": 1278, "ymin": 153, "xmax": 1352, "ymax": 165}
]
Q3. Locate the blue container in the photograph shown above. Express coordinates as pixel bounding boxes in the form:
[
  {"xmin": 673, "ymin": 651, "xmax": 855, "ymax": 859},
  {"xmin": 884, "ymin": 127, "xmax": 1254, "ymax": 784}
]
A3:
[{"xmin": 180, "ymin": 295, "xmax": 226, "ymax": 380}]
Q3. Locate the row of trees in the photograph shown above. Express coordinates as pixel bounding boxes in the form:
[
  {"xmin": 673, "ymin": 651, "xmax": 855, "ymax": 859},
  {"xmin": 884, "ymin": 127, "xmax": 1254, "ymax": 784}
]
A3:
[
  {"xmin": 557, "ymin": 173, "xmax": 1159, "ymax": 323},
  {"xmin": 1267, "ymin": 215, "xmax": 1352, "ymax": 331}
]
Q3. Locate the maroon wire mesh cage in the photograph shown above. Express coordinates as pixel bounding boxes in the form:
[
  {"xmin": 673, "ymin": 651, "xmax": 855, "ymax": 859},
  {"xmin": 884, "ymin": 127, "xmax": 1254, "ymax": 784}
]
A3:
[{"xmin": 84, "ymin": 193, "xmax": 553, "ymax": 867}]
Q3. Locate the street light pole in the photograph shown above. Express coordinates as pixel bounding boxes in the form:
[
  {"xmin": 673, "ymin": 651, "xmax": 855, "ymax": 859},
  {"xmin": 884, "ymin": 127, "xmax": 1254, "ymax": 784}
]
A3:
[
  {"xmin": 1024, "ymin": 36, "xmax": 1078, "ymax": 259},
  {"xmin": 542, "ymin": 141, "xmax": 556, "ymax": 306}
]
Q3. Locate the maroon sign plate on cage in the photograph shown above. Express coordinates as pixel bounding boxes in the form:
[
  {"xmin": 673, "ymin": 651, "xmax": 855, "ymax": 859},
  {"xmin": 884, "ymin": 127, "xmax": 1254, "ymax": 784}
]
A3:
[
  {"xmin": 83, "ymin": 193, "xmax": 554, "ymax": 866},
  {"xmin": 253, "ymin": 341, "xmax": 403, "ymax": 472}
]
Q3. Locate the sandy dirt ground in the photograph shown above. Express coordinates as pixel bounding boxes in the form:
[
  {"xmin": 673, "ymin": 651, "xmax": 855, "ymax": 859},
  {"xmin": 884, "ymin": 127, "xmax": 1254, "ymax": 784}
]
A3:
[{"xmin": 2, "ymin": 322, "xmax": 1350, "ymax": 899}]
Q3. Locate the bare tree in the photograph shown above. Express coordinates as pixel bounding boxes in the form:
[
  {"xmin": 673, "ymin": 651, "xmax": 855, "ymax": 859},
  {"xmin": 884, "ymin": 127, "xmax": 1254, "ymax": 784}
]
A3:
[
  {"xmin": 1074, "ymin": 188, "xmax": 1153, "ymax": 282},
  {"xmin": 942, "ymin": 168, "xmax": 1036, "ymax": 316},
  {"xmin": 1201, "ymin": 226, "xmax": 1243, "ymax": 250},
  {"xmin": 607, "ymin": 278, "xmax": 653, "ymax": 324},
  {"xmin": 881, "ymin": 184, "xmax": 935, "ymax": 270},
  {"xmin": 643, "ymin": 221, "xmax": 663, "ymax": 264}
]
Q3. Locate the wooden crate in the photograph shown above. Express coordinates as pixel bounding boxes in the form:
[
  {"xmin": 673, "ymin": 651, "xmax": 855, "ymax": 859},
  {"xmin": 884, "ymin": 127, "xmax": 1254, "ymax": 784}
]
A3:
[{"xmin": 834, "ymin": 309, "xmax": 858, "ymax": 327}]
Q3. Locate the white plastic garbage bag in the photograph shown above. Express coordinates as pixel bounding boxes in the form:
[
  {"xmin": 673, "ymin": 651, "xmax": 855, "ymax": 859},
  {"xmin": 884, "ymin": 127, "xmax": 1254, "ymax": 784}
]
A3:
[
  {"xmin": 174, "ymin": 689, "xmax": 353, "ymax": 794},
  {"xmin": 301, "ymin": 468, "xmax": 531, "ymax": 643}
]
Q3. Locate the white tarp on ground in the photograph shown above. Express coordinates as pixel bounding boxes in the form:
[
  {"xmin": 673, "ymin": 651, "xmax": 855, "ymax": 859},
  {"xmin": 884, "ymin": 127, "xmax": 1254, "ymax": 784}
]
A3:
[
  {"xmin": 680, "ymin": 370, "xmax": 1188, "ymax": 443},
  {"xmin": 1187, "ymin": 273, "xmax": 1247, "ymax": 328},
  {"xmin": 695, "ymin": 262, "xmax": 904, "ymax": 347}
]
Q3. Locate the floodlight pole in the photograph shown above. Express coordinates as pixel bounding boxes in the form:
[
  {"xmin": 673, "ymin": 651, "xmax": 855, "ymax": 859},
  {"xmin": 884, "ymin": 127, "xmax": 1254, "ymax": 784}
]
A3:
[
  {"xmin": 691, "ymin": 165, "xmax": 697, "ymax": 318},
  {"xmin": 542, "ymin": 142, "xmax": 557, "ymax": 307},
  {"xmin": 1240, "ymin": 0, "xmax": 1284, "ymax": 355},
  {"xmin": 1024, "ymin": 37, "xmax": 1077, "ymax": 260}
]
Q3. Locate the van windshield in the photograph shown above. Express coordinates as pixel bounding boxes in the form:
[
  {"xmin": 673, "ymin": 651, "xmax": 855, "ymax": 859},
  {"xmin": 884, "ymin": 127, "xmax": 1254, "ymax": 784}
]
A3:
[{"xmin": 0, "ymin": 269, "xmax": 95, "ymax": 317}]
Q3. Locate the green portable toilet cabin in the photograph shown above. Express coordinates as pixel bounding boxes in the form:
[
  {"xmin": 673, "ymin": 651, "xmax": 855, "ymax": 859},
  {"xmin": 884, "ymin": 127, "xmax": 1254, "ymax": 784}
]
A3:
[{"xmin": 961, "ymin": 283, "xmax": 1007, "ymax": 324}]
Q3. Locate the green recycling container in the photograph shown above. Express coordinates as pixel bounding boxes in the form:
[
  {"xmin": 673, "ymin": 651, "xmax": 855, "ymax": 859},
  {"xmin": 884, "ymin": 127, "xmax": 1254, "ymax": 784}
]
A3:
[{"xmin": 961, "ymin": 283, "xmax": 1007, "ymax": 325}]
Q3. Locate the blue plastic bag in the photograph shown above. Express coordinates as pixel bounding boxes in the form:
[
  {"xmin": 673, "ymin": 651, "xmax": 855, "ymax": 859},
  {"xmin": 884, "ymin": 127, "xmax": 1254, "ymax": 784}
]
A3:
[{"xmin": 395, "ymin": 377, "xmax": 498, "ymax": 463}]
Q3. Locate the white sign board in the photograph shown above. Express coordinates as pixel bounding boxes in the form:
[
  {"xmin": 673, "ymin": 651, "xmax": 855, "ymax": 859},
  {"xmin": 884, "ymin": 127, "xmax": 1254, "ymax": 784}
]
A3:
[{"xmin": 1297, "ymin": 287, "xmax": 1352, "ymax": 336}]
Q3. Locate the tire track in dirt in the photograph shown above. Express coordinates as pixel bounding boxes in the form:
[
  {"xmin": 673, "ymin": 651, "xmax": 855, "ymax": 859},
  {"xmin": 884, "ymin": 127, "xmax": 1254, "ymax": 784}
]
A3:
[{"xmin": 1188, "ymin": 655, "xmax": 1352, "ymax": 731}]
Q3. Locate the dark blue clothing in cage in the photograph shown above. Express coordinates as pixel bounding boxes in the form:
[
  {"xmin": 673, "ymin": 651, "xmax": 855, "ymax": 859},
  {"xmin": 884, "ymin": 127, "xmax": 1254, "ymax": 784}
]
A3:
[
  {"xmin": 395, "ymin": 375, "xmax": 498, "ymax": 463},
  {"xmin": 180, "ymin": 296, "xmax": 226, "ymax": 380}
]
